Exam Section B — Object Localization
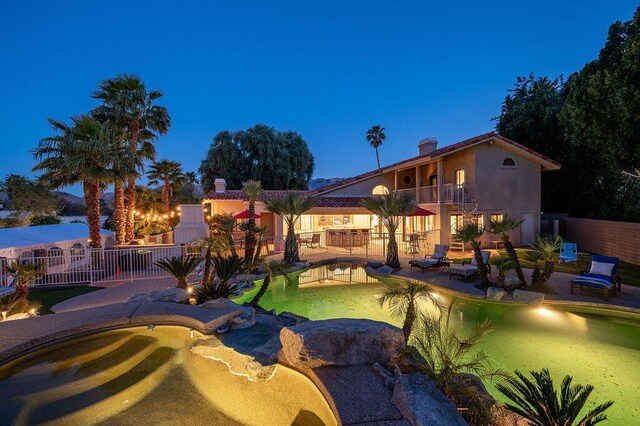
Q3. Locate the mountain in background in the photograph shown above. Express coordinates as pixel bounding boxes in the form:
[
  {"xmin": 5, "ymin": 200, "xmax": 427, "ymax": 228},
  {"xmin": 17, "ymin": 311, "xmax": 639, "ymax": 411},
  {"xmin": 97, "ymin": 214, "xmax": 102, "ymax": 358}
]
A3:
[{"xmin": 308, "ymin": 177, "xmax": 345, "ymax": 191}]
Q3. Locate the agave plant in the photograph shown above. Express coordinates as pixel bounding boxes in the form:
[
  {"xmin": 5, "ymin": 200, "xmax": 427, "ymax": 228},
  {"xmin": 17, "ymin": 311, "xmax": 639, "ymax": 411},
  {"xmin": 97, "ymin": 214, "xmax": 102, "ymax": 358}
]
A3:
[
  {"xmin": 5, "ymin": 260, "xmax": 43, "ymax": 299},
  {"xmin": 154, "ymin": 256, "xmax": 202, "ymax": 289},
  {"xmin": 497, "ymin": 368, "xmax": 613, "ymax": 426},
  {"xmin": 528, "ymin": 235, "xmax": 563, "ymax": 288},
  {"xmin": 377, "ymin": 278, "xmax": 436, "ymax": 342},
  {"xmin": 0, "ymin": 292, "xmax": 42, "ymax": 319},
  {"xmin": 195, "ymin": 254, "xmax": 245, "ymax": 303}
]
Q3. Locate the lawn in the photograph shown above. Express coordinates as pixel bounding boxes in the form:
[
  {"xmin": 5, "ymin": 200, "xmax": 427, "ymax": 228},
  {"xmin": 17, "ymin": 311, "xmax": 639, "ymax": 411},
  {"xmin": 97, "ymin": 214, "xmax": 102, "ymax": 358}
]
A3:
[{"xmin": 28, "ymin": 286, "xmax": 103, "ymax": 314}]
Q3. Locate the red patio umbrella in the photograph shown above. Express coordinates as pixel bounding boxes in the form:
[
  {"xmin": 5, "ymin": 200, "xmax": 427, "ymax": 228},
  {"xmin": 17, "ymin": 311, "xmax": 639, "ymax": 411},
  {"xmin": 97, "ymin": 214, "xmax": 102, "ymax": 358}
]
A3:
[
  {"xmin": 407, "ymin": 207, "xmax": 435, "ymax": 217},
  {"xmin": 233, "ymin": 210, "xmax": 261, "ymax": 219}
]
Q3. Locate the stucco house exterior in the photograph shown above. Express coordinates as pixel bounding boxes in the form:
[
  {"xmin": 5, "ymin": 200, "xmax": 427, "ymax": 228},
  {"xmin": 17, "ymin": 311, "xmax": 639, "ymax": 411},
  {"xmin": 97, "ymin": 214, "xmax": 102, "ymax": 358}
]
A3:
[{"xmin": 202, "ymin": 132, "xmax": 560, "ymax": 250}]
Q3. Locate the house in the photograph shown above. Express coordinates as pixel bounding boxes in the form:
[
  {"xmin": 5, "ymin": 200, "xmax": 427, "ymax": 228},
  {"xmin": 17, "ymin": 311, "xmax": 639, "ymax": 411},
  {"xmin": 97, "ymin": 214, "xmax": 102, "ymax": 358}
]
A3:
[{"xmin": 202, "ymin": 132, "xmax": 560, "ymax": 249}]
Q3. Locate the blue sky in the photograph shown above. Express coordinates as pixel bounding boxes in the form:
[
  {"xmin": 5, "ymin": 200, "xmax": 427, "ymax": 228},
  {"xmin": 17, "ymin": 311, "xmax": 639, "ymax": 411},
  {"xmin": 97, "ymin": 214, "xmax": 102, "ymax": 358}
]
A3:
[{"xmin": 1, "ymin": 1, "xmax": 638, "ymax": 195}]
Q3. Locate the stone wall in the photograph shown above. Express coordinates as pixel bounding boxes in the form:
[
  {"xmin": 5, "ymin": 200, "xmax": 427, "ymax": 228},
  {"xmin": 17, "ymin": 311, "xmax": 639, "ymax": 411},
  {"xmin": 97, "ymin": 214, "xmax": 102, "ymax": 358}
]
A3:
[{"xmin": 566, "ymin": 217, "xmax": 640, "ymax": 265}]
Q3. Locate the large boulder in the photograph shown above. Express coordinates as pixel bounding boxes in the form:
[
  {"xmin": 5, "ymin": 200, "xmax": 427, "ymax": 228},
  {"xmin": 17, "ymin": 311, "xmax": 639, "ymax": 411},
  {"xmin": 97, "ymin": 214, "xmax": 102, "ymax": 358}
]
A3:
[
  {"xmin": 391, "ymin": 373, "xmax": 466, "ymax": 426},
  {"xmin": 376, "ymin": 265, "xmax": 394, "ymax": 276},
  {"xmin": 279, "ymin": 318, "xmax": 404, "ymax": 369},
  {"xmin": 486, "ymin": 287, "xmax": 506, "ymax": 301},
  {"xmin": 277, "ymin": 311, "xmax": 309, "ymax": 326},
  {"xmin": 202, "ymin": 298, "xmax": 255, "ymax": 329},
  {"xmin": 512, "ymin": 290, "xmax": 545, "ymax": 305},
  {"xmin": 126, "ymin": 287, "xmax": 190, "ymax": 304}
]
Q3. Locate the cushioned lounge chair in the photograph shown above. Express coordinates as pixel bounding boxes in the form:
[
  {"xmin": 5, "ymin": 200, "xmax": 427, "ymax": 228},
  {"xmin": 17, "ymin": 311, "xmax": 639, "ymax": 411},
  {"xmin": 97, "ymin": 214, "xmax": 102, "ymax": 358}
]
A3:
[
  {"xmin": 449, "ymin": 250, "xmax": 491, "ymax": 281},
  {"xmin": 559, "ymin": 243, "xmax": 578, "ymax": 265},
  {"xmin": 570, "ymin": 255, "xmax": 621, "ymax": 301},
  {"xmin": 408, "ymin": 244, "xmax": 449, "ymax": 272}
]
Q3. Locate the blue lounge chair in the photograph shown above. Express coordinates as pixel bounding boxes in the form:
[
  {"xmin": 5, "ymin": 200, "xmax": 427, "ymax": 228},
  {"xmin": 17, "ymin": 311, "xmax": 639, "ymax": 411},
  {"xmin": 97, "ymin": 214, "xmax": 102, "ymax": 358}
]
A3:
[
  {"xmin": 409, "ymin": 244, "xmax": 449, "ymax": 272},
  {"xmin": 570, "ymin": 255, "xmax": 621, "ymax": 301},
  {"xmin": 559, "ymin": 243, "xmax": 578, "ymax": 265}
]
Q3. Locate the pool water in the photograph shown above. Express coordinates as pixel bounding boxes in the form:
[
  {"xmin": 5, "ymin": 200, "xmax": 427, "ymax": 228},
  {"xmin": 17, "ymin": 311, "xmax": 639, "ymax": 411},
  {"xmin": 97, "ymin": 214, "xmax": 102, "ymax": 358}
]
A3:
[
  {"xmin": 236, "ymin": 263, "xmax": 640, "ymax": 425},
  {"xmin": 0, "ymin": 326, "xmax": 336, "ymax": 426}
]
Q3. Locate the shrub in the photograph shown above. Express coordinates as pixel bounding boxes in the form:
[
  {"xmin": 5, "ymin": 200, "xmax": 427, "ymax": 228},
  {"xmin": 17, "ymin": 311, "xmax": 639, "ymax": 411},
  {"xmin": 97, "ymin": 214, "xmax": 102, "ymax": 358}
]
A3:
[
  {"xmin": 29, "ymin": 214, "xmax": 62, "ymax": 226},
  {"xmin": 0, "ymin": 293, "xmax": 42, "ymax": 319}
]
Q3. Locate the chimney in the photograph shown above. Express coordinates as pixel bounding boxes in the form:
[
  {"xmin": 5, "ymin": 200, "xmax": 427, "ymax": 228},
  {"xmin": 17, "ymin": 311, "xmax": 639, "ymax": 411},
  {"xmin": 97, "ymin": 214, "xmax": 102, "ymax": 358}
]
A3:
[
  {"xmin": 418, "ymin": 137, "xmax": 438, "ymax": 155},
  {"xmin": 214, "ymin": 178, "xmax": 226, "ymax": 193}
]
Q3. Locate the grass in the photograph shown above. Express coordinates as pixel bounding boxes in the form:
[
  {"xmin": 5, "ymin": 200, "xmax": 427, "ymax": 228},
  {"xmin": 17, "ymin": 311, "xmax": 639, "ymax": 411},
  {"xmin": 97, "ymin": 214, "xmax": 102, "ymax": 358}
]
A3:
[{"xmin": 28, "ymin": 286, "xmax": 103, "ymax": 314}]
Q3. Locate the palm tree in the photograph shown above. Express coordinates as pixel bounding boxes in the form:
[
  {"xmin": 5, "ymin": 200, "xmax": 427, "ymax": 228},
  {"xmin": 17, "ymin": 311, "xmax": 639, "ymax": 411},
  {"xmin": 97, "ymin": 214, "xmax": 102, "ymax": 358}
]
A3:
[
  {"xmin": 209, "ymin": 213, "xmax": 238, "ymax": 256},
  {"xmin": 33, "ymin": 116, "xmax": 126, "ymax": 247},
  {"xmin": 184, "ymin": 171, "xmax": 199, "ymax": 196},
  {"xmin": 147, "ymin": 159, "xmax": 185, "ymax": 212},
  {"xmin": 489, "ymin": 216, "xmax": 526, "ymax": 285},
  {"xmin": 528, "ymin": 235, "xmax": 563, "ymax": 288},
  {"xmin": 366, "ymin": 125, "xmax": 386, "ymax": 169},
  {"xmin": 361, "ymin": 191, "xmax": 416, "ymax": 268},
  {"xmin": 491, "ymin": 255, "xmax": 515, "ymax": 288},
  {"xmin": 497, "ymin": 369, "xmax": 614, "ymax": 426},
  {"xmin": 0, "ymin": 292, "xmax": 41, "ymax": 319},
  {"xmin": 4, "ymin": 261, "xmax": 42, "ymax": 299},
  {"xmin": 242, "ymin": 180, "xmax": 263, "ymax": 264},
  {"xmin": 248, "ymin": 260, "xmax": 289, "ymax": 307},
  {"xmin": 454, "ymin": 222, "xmax": 490, "ymax": 286},
  {"xmin": 109, "ymin": 141, "xmax": 138, "ymax": 244},
  {"xmin": 194, "ymin": 235, "xmax": 230, "ymax": 286},
  {"xmin": 264, "ymin": 193, "xmax": 315, "ymax": 265},
  {"xmin": 154, "ymin": 256, "xmax": 201, "ymax": 289},
  {"xmin": 92, "ymin": 74, "xmax": 171, "ymax": 241},
  {"xmin": 377, "ymin": 278, "xmax": 435, "ymax": 342}
]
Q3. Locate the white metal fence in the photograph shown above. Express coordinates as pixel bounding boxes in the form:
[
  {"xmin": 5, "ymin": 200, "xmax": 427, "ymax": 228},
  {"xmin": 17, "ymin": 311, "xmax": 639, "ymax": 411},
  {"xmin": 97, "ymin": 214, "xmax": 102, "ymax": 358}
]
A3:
[{"xmin": 0, "ymin": 230, "xmax": 440, "ymax": 289}]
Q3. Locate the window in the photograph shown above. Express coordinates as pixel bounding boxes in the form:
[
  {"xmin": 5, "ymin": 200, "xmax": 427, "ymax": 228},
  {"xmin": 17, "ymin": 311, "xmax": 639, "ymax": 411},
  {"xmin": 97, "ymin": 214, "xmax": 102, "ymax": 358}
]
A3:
[
  {"xmin": 318, "ymin": 215, "xmax": 353, "ymax": 227},
  {"xmin": 48, "ymin": 246, "xmax": 65, "ymax": 267},
  {"xmin": 70, "ymin": 243, "xmax": 85, "ymax": 257},
  {"xmin": 502, "ymin": 157, "xmax": 516, "ymax": 167},
  {"xmin": 454, "ymin": 169, "xmax": 465, "ymax": 187},
  {"xmin": 471, "ymin": 214, "xmax": 484, "ymax": 229},
  {"xmin": 490, "ymin": 213, "xmax": 504, "ymax": 224},
  {"xmin": 450, "ymin": 214, "xmax": 464, "ymax": 234},
  {"xmin": 402, "ymin": 175, "xmax": 413, "ymax": 185},
  {"xmin": 372, "ymin": 185, "xmax": 389, "ymax": 195}
]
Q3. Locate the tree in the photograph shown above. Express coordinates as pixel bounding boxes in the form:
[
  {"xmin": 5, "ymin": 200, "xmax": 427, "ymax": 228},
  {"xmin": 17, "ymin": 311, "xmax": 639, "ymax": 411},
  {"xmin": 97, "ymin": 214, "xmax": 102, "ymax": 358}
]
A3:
[
  {"xmin": 528, "ymin": 235, "xmax": 563, "ymax": 289},
  {"xmin": 361, "ymin": 191, "xmax": 416, "ymax": 268},
  {"xmin": 497, "ymin": 369, "xmax": 613, "ymax": 426},
  {"xmin": 1, "ymin": 175, "xmax": 58, "ymax": 224},
  {"xmin": 489, "ymin": 216, "xmax": 526, "ymax": 286},
  {"xmin": 154, "ymin": 256, "xmax": 201, "ymax": 289},
  {"xmin": 454, "ymin": 222, "xmax": 490, "ymax": 286},
  {"xmin": 209, "ymin": 213, "xmax": 238, "ymax": 256},
  {"xmin": 147, "ymin": 159, "xmax": 186, "ymax": 212},
  {"xmin": 242, "ymin": 180, "xmax": 263, "ymax": 263},
  {"xmin": 377, "ymin": 279, "xmax": 435, "ymax": 342},
  {"xmin": 92, "ymin": 74, "xmax": 171, "ymax": 241},
  {"xmin": 491, "ymin": 256, "xmax": 515, "ymax": 288},
  {"xmin": 194, "ymin": 235, "xmax": 230, "ymax": 286},
  {"xmin": 366, "ymin": 125, "xmax": 386, "ymax": 169},
  {"xmin": 4, "ymin": 261, "xmax": 42, "ymax": 300},
  {"xmin": 199, "ymin": 124, "xmax": 314, "ymax": 191},
  {"xmin": 264, "ymin": 193, "xmax": 315, "ymax": 265}
]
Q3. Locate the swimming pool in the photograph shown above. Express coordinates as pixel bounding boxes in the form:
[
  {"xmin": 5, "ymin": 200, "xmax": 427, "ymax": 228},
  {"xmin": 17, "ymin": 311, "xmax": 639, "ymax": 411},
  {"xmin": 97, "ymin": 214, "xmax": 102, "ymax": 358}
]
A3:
[
  {"xmin": 235, "ymin": 262, "xmax": 640, "ymax": 425},
  {"xmin": 0, "ymin": 326, "xmax": 336, "ymax": 425}
]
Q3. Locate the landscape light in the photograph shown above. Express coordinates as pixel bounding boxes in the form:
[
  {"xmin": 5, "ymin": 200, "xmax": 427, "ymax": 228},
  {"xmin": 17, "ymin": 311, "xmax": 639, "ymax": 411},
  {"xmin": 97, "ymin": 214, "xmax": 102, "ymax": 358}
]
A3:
[
  {"xmin": 1, "ymin": 310, "xmax": 8, "ymax": 320},
  {"xmin": 536, "ymin": 307, "xmax": 555, "ymax": 318}
]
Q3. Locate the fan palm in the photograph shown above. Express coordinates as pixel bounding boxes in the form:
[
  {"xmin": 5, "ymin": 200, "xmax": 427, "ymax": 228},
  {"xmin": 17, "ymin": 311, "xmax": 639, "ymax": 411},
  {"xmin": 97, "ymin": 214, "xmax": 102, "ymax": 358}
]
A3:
[
  {"xmin": 4, "ymin": 261, "xmax": 42, "ymax": 299},
  {"xmin": 377, "ymin": 278, "xmax": 436, "ymax": 342},
  {"xmin": 92, "ymin": 74, "xmax": 171, "ymax": 241},
  {"xmin": 264, "ymin": 193, "xmax": 315, "ymax": 265},
  {"xmin": 248, "ymin": 260, "xmax": 289, "ymax": 307},
  {"xmin": 361, "ymin": 191, "xmax": 416, "ymax": 268},
  {"xmin": 491, "ymin": 255, "xmax": 515, "ymax": 288},
  {"xmin": 489, "ymin": 216, "xmax": 526, "ymax": 285},
  {"xmin": 209, "ymin": 213, "xmax": 238, "ymax": 256},
  {"xmin": 184, "ymin": 171, "xmax": 199, "ymax": 197},
  {"xmin": 496, "ymin": 368, "xmax": 613, "ymax": 426},
  {"xmin": 154, "ymin": 256, "xmax": 202, "ymax": 289},
  {"xmin": 0, "ymin": 293, "xmax": 42, "ymax": 319},
  {"xmin": 241, "ymin": 180, "xmax": 264, "ymax": 264},
  {"xmin": 147, "ymin": 159, "xmax": 186, "ymax": 212},
  {"xmin": 528, "ymin": 235, "xmax": 563, "ymax": 288},
  {"xmin": 454, "ymin": 222, "xmax": 490, "ymax": 286},
  {"xmin": 366, "ymin": 125, "xmax": 386, "ymax": 169}
]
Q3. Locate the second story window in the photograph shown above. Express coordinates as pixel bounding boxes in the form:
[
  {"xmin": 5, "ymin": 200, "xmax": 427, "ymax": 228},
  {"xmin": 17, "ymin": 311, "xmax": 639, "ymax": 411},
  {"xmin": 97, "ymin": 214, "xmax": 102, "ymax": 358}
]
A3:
[
  {"xmin": 502, "ymin": 157, "xmax": 517, "ymax": 168},
  {"xmin": 454, "ymin": 169, "xmax": 465, "ymax": 187}
]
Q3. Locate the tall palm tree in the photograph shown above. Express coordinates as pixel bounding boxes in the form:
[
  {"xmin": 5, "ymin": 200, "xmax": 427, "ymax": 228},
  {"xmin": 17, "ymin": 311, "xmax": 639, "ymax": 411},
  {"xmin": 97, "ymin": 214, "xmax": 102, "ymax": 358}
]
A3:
[
  {"xmin": 154, "ymin": 256, "xmax": 201, "ymax": 289},
  {"xmin": 147, "ymin": 159, "xmax": 185, "ymax": 212},
  {"xmin": 454, "ymin": 222, "xmax": 490, "ymax": 286},
  {"xmin": 108, "ymin": 141, "xmax": 138, "ymax": 244},
  {"xmin": 33, "ymin": 116, "xmax": 126, "ymax": 247},
  {"xmin": 361, "ymin": 191, "xmax": 416, "ymax": 268},
  {"xmin": 5, "ymin": 261, "xmax": 42, "ymax": 300},
  {"xmin": 489, "ymin": 216, "xmax": 526, "ymax": 285},
  {"xmin": 366, "ymin": 125, "xmax": 386, "ymax": 169},
  {"xmin": 92, "ymin": 74, "xmax": 171, "ymax": 241},
  {"xmin": 377, "ymin": 278, "xmax": 435, "ymax": 342},
  {"xmin": 264, "ymin": 193, "xmax": 315, "ymax": 265},
  {"xmin": 242, "ymin": 180, "xmax": 263, "ymax": 264},
  {"xmin": 497, "ymin": 369, "xmax": 613, "ymax": 426},
  {"xmin": 184, "ymin": 171, "xmax": 199, "ymax": 196}
]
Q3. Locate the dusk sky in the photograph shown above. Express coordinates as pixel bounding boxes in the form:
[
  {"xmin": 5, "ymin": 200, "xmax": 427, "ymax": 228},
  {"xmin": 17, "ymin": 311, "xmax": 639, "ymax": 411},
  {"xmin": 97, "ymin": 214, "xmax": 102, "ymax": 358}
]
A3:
[{"xmin": 1, "ymin": 1, "xmax": 638, "ymax": 195}]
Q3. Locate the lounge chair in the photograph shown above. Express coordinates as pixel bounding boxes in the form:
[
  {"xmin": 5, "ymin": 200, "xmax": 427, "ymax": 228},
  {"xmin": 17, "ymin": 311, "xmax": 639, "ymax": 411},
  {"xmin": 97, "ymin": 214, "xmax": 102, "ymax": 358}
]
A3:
[
  {"xmin": 559, "ymin": 243, "xmax": 578, "ymax": 265},
  {"xmin": 570, "ymin": 255, "xmax": 621, "ymax": 301},
  {"xmin": 449, "ymin": 250, "xmax": 491, "ymax": 281},
  {"xmin": 408, "ymin": 244, "xmax": 449, "ymax": 272}
]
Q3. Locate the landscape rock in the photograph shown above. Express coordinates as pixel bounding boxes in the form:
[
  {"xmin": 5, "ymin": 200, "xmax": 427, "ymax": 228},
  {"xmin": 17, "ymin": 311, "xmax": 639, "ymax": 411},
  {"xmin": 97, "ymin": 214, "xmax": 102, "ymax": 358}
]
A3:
[
  {"xmin": 365, "ymin": 266, "xmax": 380, "ymax": 276},
  {"xmin": 391, "ymin": 373, "xmax": 466, "ymax": 426},
  {"xmin": 279, "ymin": 318, "xmax": 404, "ymax": 369},
  {"xmin": 277, "ymin": 311, "xmax": 309, "ymax": 326},
  {"xmin": 512, "ymin": 289, "xmax": 545, "ymax": 305},
  {"xmin": 486, "ymin": 287, "xmax": 507, "ymax": 301},
  {"xmin": 365, "ymin": 261, "xmax": 384, "ymax": 270},
  {"xmin": 126, "ymin": 287, "xmax": 190, "ymax": 304},
  {"xmin": 376, "ymin": 265, "xmax": 394, "ymax": 276},
  {"xmin": 190, "ymin": 335, "xmax": 277, "ymax": 381},
  {"xmin": 202, "ymin": 298, "xmax": 255, "ymax": 329}
]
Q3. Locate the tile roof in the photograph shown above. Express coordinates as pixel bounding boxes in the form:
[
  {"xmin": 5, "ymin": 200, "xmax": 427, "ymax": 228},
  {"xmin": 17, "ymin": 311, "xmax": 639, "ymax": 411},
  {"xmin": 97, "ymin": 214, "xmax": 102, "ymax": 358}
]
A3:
[
  {"xmin": 203, "ymin": 190, "xmax": 305, "ymax": 200},
  {"xmin": 314, "ymin": 197, "xmax": 368, "ymax": 208}
]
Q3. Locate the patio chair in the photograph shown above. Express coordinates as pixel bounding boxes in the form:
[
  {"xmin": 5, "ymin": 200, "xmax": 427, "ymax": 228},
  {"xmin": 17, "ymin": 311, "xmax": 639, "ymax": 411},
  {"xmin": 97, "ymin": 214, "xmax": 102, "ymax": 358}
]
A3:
[
  {"xmin": 559, "ymin": 243, "xmax": 578, "ymax": 265},
  {"xmin": 570, "ymin": 255, "xmax": 622, "ymax": 301},
  {"xmin": 307, "ymin": 233, "xmax": 321, "ymax": 248},
  {"xmin": 449, "ymin": 250, "xmax": 492, "ymax": 281},
  {"xmin": 408, "ymin": 244, "xmax": 449, "ymax": 272}
]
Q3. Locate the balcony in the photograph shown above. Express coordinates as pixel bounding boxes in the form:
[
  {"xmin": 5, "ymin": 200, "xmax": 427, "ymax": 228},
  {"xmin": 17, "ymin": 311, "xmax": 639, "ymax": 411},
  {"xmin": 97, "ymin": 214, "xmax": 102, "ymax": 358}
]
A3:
[{"xmin": 396, "ymin": 184, "xmax": 474, "ymax": 205}]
